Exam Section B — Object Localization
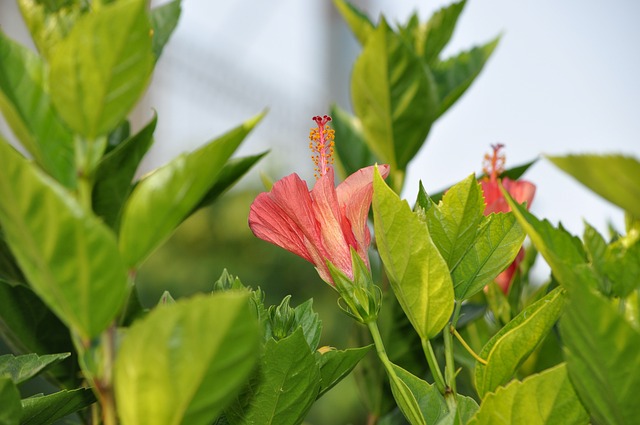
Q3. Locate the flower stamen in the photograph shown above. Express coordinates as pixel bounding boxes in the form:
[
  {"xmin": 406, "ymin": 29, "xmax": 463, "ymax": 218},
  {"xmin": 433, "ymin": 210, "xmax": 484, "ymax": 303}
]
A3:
[
  {"xmin": 482, "ymin": 143, "xmax": 506, "ymax": 182},
  {"xmin": 309, "ymin": 115, "xmax": 335, "ymax": 179}
]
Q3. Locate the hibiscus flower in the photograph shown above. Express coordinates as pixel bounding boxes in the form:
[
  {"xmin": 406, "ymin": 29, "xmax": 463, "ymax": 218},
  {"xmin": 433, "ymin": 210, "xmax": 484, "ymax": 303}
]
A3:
[
  {"xmin": 249, "ymin": 115, "xmax": 389, "ymax": 285},
  {"xmin": 480, "ymin": 144, "xmax": 536, "ymax": 293}
]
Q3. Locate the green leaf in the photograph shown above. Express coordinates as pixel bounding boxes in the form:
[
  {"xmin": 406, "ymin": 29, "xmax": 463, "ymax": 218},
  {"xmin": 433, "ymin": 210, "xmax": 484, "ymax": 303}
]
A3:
[
  {"xmin": 332, "ymin": 0, "xmax": 374, "ymax": 45},
  {"xmin": 603, "ymin": 238, "xmax": 640, "ymax": 297},
  {"xmin": 391, "ymin": 363, "xmax": 478, "ymax": 425},
  {"xmin": 426, "ymin": 174, "xmax": 485, "ymax": 270},
  {"xmin": 468, "ymin": 364, "xmax": 588, "ymax": 425},
  {"xmin": 433, "ymin": 37, "xmax": 500, "ymax": 118},
  {"xmin": 0, "ymin": 232, "xmax": 25, "ymax": 287},
  {"xmin": 150, "ymin": 0, "xmax": 181, "ymax": 60},
  {"xmin": 49, "ymin": 0, "xmax": 154, "ymax": 138},
  {"xmin": 227, "ymin": 329, "xmax": 321, "ymax": 425},
  {"xmin": 20, "ymin": 388, "xmax": 96, "ymax": 425},
  {"xmin": 0, "ymin": 138, "xmax": 128, "ymax": 339},
  {"xmin": 452, "ymin": 212, "xmax": 525, "ymax": 300},
  {"xmin": 372, "ymin": 167, "xmax": 454, "ymax": 339},
  {"xmin": 0, "ymin": 353, "xmax": 69, "ymax": 385},
  {"xmin": 119, "ymin": 113, "xmax": 263, "ymax": 267},
  {"xmin": 92, "ymin": 114, "xmax": 157, "ymax": 229},
  {"xmin": 293, "ymin": 299, "xmax": 322, "ymax": 351},
  {"xmin": 17, "ymin": 0, "xmax": 84, "ymax": 59},
  {"xmin": 417, "ymin": 0, "xmax": 467, "ymax": 65},
  {"xmin": 192, "ymin": 151, "xmax": 269, "ymax": 214},
  {"xmin": 330, "ymin": 104, "xmax": 377, "ymax": 179},
  {"xmin": 317, "ymin": 345, "xmax": 372, "ymax": 398},
  {"xmin": 502, "ymin": 187, "xmax": 598, "ymax": 290},
  {"xmin": 0, "ymin": 378, "xmax": 21, "ymax": 425},
  {"xmin": 559, "ymin": 283, "xmax": 640, "ymax": 425},
  {"xmin": 115, "ymin": 292, "xmax": 260, "ymax": 425},
  {"xmin": 475, "ymin": 287, "xmax": 565, "ymax": 397},
  {"xmin": 352, "ymin": 18, "xmax": 438, "ymax": 171},
  {"xmin": 0, "ymin": 31, "xmax": 75, "ymax": 187},
  {"xmin": 0, "ymin": 281, "xmax": 78, "ymax": 388},
  {"xmin": 547, "ymin": 154, "xmax": 640, "ymax": 217}
]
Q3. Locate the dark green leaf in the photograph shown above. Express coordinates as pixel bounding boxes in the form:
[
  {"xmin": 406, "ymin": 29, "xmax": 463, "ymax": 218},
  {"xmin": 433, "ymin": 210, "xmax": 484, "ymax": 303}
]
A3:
[
  {"xmin": 293, "ymin": 299, "xmax": 322, "ymax": 352},
  {"xmin": 560, "ymin": 284, "xmax": 640, "ymax": 425},
  {"xmin": 332, "ymin": 0, "xmax": 375, "ymax": 45},
  {"xmin": 317, "ymin": 345, "xmax": 372, "ymax": 398},
  {"xmin": 0, "ymin": 353, "xmax": 69, "ymax": 385},
  {"xmin": 433, "ymin": 37, "xmax": 500, "ymax": 118},
  {"xmin": 119, "ymin": 113, "xmax": 263, "ymax": 267},
  {"xmin": 0, "ymin": 231, "xmax": 25, "ymax": 286},
  {"xmin": 0, "ymin": 32, "xmax": 75, "ymax": 187},
  {"xmin": 150, "ymin": 0, "xmax": 181, "ymax": 60},
  {"xmin": 373, "ymin": 167, "xmax": 454, "ymax": 340},
  {"xmin": 547, "ymin": 154, "xmax": 640, "ymax": 217},
  {"xmin": 330, "ymin": 104, "xmax": 378, "ymax": 179},
  {"xmin": 475, "ymin": 287, "xmax": 565, "ymax": 397},
  {"xmin": 93, "ymin": 114, "xmax": 157, "ymax": 229},
  {"xmin": 105, "ymin": 120, "xmax": 131, "ymax": 153},
  {"xmin": 0, "ymin": 281, "xmax": 77, "ymax": 389},
  {"xmin": 0, "ymin": 138, "xmax": 128, "ymax": 339},
  {"xmin": 227, "ymin": 329, "xmax": 321, "ymax": 425},
  {"xmin": 0, "ymin": 378, "xmax": 21, "ymax": 425},
  {"xmin": 419, "ymin": 0, "xmax": 467, "ymax": 64},
  {"xmin": 20, "ymin": 388, "xmax": 96, "ymax": 425},
  {"xmin": 468, "ymin": 364, "xmax": 588, "ymax": 425},
  {"xmin": 352, "ymin": 18, "xmax": 438, "ymax": 171},
  {"xmin": 192, "ymin": 151, "xmax": 269, "ymax": 214},
  {"xmin": 49, "ymin": 0, "xmax": 154, "ymax": 138},
  {"xmin": 115, "ymin": 293, "xmax": 260, "ymax": 425}
]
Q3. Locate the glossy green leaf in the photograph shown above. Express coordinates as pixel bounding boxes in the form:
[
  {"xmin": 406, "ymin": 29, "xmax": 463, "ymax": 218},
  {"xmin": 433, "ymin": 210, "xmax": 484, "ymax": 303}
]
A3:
[
  {"xmin": 547, "ymin": 154, "xmax": 640, "ymax": 217},
  {"xmin": 0, "ymin": 281, "xmax": 77, "ymax": 388},
  {"xmin": 452, "ymin": 212, "xmax": 525, "ymax": 299},
  {"xmin": 433, "ymin": 37, "xmax": 499, "ymax": 118},
  {"xmin": 92, "ymin": 114, "xmax": 157, "ymax": 229},
  {"xmin": 387, "ymin": 364, "xmax": 426, "ymax": 425},
  {"xmin": 0, "ymin": 378, "xmax": 21, "ymax": 425},
  {"xmin": 150, "ymin": 0, "xmax": 181, "ymax": 60},
  {"xmin": 0, "ymin": 138, "xmax": 128, "ymax": 339},
  {"xmin": 417, "ymin": 0, "xmax": 466, "ymax": 65},
  {"xmin": 20, "ymin": 388, "xmax": 96, "ymax": 425},
  {"xmin": 330, "ymin": 104, "xmax": 377, "ymax": 179},
  {"xmin": 475, "ymin": 287, "xmax": 565, "ymax": 397},
  {"xmin": 0, "ymin": 32, "xmax": 75, "ymax": 187},
  {"xmin": 373, "ymin": 167, "xmax": 454, "ymax": 339},
  {"xmin": 115, "ymin": 292, "xmax": 259, "ymax": 425},
  {"xmin": 603, "ymin": 238, "xmax": 640, "ymax": 297},
  {"xmin": 469, "ymin": 364, "xmax": 588, "ymax": 425},
  {"xmin": 317, "ymin": 345, "xmax": 372, "ymax": 398},
  {"xmin": 0, "ymin": 353, "xmax": 69, "ymax": 385},
  {"xmin": 391, "ymin": 363, "xmax": 478, "ymax": 425},
  {"xmin": 502, "ymin": 187, "xmax": 598, "ymax": 289},
  {"xmin": 17, "ymin": 0, "xmax": 84, "ymax": 58},
  {"xmin": 332, "ymin": 0, "xmax": 374, "ymax": 45},
  {"xmin": 227, "ymin": 329, "xmax": 321, "ymax": 425},
  {"xmin": 192, "ymin": 151, "xmax": 269, "ymax": 214},
  {"xmin": 49, "ymin": 0, "xmax": 154, "ymax": 138},
  {"xmin": 119, "ymin": 113, "xmax": 263, "ymax": 267},
  {"xmin": 426, "ymin": 174, "xmax": 485, "ymax": 270},
  {"xmin": 352, "ymin": 18, "xmax": 438, "ymax": 171},
  {"xmin": 560, "ymin": 283, "xmax": 640, "ymax": 425}
]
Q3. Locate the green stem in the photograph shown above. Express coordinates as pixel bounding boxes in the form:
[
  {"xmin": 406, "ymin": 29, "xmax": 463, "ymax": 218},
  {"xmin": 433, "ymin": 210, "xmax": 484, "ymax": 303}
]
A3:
[
  {"xmin": 367, "ymin": 321, "xmax": 422, "ymax": 422},
  {"xmin": 443, "ymin": 323, "xmax": 457, "ymax": 396},
  {"xmin": 451, "ymin": 326, "xmax": 487, "ymax": 365},
  {"xmin": 420, "ymin": 338, "xmax": 446, "ymax": 395}
]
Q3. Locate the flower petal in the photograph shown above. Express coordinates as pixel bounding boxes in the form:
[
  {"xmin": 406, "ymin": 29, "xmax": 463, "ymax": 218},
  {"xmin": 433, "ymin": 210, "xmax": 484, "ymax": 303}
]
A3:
[{"xmin": 502, "ymin": 178, "xmax": 536, "ymax": 210}]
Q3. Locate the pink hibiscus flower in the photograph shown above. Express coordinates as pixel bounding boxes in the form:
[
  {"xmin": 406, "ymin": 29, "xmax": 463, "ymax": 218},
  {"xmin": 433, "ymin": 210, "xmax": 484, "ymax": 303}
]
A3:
[
  {"xmin": 248, "ymin": 115, "xmax": 390, "ymax": 285},
  {"xmin": 480, "ymin": 144, "xmax": 536, "ymax": 293}
]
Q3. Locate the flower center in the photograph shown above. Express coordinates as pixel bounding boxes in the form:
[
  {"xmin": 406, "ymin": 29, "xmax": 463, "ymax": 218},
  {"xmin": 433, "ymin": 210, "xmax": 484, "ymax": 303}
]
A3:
[
  {"xmin": 309, "ymin": 115, "xmax": 335, "ymax": 179},
  {"xmin": 482, "ymin": 143, "xmax": 506, "ymax": 182}
]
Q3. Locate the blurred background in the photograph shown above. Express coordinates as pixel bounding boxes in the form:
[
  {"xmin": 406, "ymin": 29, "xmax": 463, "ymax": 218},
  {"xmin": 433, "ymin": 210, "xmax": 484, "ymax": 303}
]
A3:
[{"xmin": 1, "ymin": 0, "xmax": 639, "ymax": 423}]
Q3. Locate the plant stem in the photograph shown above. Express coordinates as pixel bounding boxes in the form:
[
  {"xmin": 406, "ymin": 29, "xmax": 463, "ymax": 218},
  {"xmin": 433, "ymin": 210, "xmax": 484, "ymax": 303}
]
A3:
[
  {"xmin": 420, "ymin": 338, "xmax": 446, "ymax": 395},
  {"xmin": 451, "ymin": 326, "xmax": 487, "ymax": 365},
  {"xmin": 367, "ymin": 320, "xmax": 422, "ymax": 423},
  {"xmin": 442, "ymin": 323, "xmax": 457, "ymax": 396}
]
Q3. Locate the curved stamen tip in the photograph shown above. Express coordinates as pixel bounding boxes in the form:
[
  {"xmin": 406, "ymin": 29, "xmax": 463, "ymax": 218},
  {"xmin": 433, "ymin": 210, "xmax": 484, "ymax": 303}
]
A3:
[
  {"xmin": 483, "ymin": 143, "xmax": 506, "ymax": 181},
  {"xmin": 309, "ymin": 115, "xmax": 335, "ymax": 179}
]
